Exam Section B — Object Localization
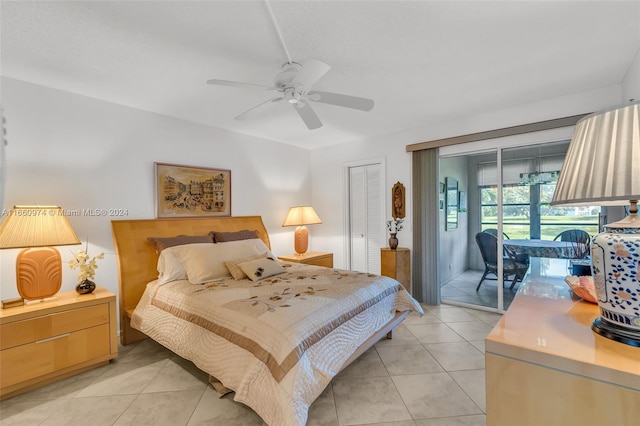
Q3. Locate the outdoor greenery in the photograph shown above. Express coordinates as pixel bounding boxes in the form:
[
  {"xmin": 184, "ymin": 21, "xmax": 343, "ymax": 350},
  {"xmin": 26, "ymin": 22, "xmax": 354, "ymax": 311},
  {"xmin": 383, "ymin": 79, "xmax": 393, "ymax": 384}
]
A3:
[
  {"xmin": 482, "ymin": 215, "xmax": 599, "ymax": 240},
  {"xmin": 480, "ymin": 184, "xmax": 599, "ymax": 240}
]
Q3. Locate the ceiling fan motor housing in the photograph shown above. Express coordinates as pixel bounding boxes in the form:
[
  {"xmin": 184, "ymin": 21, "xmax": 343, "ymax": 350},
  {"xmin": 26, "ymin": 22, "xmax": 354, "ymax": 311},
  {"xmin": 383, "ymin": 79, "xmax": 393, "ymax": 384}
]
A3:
[{"xmin": 273, "ymin": 62, "xmax": 301, "ymax": 89}]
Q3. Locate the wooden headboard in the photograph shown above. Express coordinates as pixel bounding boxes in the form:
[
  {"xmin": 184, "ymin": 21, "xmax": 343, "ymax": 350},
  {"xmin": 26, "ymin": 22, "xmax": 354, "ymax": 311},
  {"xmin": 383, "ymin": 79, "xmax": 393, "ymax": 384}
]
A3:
[{"xmin": 111, "ymin": 216, "xmax": 270, "ymax": 345}]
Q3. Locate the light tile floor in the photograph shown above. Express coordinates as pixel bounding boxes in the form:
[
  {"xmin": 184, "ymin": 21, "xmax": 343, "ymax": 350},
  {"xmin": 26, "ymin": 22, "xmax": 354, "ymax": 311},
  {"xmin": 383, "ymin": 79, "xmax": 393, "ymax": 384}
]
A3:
[
  {"xmin": 0, "ymin": 304, "xmax": 501, "ymax": 426},
  {"xmin": 441, "ymin": 269, "xmax": 519, "ymax": 310}
]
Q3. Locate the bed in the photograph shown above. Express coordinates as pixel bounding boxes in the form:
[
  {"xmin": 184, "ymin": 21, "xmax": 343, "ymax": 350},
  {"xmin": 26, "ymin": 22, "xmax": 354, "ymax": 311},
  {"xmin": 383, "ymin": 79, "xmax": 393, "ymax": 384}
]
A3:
[{"xmin": 111, "ymin": 216, "xmax": 423, "ymax": 426}]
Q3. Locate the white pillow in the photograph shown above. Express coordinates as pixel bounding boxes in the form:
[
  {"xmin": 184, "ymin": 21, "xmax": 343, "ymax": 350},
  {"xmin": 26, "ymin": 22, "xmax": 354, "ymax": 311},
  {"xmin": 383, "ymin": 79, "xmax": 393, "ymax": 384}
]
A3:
[
  {"xmin": 238, "ymin": 257, "xmax": 285, "ymax": 282},
  {"xmin": 170, "ymin": 242, "xmax": 260, "ymax": 284},
  {"xmin": 217, "ymin": 238, "xmax": 275, "ymax": 259},
  {"xmin": 156, "ymin": 250, "xmax": 187, "ymax": 285}
]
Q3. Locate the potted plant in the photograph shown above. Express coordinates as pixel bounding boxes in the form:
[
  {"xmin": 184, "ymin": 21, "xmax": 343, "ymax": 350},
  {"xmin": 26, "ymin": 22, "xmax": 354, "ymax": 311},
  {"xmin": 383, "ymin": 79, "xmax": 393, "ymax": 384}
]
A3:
[
  {"xmin": 386, "ymin": 218, "xmax": 404, "ymax": 250},
  {"xmin": 68, "ymin": 244, "xmax": 104, "ymax": 294}
]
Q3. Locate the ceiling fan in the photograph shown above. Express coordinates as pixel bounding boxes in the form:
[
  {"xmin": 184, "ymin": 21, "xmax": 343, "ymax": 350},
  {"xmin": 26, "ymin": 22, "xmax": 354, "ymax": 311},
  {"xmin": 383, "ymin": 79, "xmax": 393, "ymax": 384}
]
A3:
[
  {"xmin": 206, "ymin": 59, "xmax": 374, "ymax": 130},
  {"xmin": 205, "ymin": 1, "xmax": 374, "ymax": 130}
]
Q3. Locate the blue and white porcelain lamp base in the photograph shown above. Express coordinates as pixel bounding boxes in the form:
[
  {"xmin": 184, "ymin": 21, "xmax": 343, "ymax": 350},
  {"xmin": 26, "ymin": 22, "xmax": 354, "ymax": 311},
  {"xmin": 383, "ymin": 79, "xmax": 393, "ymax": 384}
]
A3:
[{"xmin": 590, "ymin": 200, "xmax": 640, "ymax": 347}]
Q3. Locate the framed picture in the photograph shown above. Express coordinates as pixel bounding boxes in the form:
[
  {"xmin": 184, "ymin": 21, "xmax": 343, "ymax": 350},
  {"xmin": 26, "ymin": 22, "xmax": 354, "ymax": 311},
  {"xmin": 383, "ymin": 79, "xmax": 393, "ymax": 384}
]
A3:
[{"xmin": 155, "ymin": 162, "xmax": 231, "ymax": 218}]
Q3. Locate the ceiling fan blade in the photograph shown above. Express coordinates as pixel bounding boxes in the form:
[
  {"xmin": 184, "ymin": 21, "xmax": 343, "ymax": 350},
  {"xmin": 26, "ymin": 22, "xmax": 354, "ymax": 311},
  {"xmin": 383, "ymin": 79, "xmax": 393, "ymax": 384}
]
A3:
[
  {"xmin": 307, "ymin": 91, "xmax": 374, "ymax": 111},
  {"xmin": 294, "ymin": 102, "xmax": 323, "ymax": 130},
  {"xmin": 291, "ymin": 58, "xmax": 331, "ymax": 90},
  {"xmin": 234, "ymin": 97, "xmax": 283, "ymax": 120},
  {"xmin": 207, "ymin": 79, "xmax": 274, "ymax": 90}
]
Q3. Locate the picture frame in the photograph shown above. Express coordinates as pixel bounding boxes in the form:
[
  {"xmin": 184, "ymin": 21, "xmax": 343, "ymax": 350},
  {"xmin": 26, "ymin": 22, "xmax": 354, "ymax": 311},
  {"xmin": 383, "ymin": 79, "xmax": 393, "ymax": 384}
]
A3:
[{"xmin": 155, "ymin": 162, "xmax": 231, "ymax": 218}]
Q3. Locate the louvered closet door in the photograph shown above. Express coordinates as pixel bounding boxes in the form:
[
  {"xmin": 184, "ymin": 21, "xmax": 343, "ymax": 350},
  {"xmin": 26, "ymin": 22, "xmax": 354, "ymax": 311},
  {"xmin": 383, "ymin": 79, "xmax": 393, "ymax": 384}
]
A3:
[{"xmin": 349, "ymin": 163, "xmax": 383, "ymax": 274}]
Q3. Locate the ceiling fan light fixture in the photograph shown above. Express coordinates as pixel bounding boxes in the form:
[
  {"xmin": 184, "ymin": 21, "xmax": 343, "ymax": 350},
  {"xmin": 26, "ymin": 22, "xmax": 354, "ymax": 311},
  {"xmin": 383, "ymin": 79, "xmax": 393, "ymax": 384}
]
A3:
[{"xmin": 284, "ymin": 88, "xmax": 301, "ymax": 104}]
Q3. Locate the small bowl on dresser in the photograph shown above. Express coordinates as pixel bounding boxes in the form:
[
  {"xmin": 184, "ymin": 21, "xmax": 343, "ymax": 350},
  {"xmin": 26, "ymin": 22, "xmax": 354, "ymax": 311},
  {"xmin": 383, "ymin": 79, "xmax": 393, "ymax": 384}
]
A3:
[{"xmin": 564, "ymin": 275, "xmax": 597, "ymax": 303}]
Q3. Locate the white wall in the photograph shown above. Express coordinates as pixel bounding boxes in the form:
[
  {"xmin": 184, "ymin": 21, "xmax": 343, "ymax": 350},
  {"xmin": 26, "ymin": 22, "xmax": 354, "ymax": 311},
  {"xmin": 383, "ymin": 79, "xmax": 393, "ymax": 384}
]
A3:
[
  {"xmin": 0, "ymin": 77, "xmax": 312, "ymax": 300},
  {"xmin": 622, "ymin": 48, "xmax": 640, "ymax": 102},
  {"xmin": 309, "ymin": 133, "xmax": 413, "ymax": 269}
]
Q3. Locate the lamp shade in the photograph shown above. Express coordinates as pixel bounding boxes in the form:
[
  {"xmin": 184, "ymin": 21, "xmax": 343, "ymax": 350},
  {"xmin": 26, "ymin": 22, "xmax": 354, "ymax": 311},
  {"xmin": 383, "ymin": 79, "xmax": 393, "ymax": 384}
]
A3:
[
  {"xmin": 551, "ymin": 100, "xmax": 640, "ymax": 207},
  {"xmin": 551, "ymin": 101, "xmax": 640, "ymax": 346},
  {"xmin": 282, "ymin": 206, "xmax": 322, "ymax": 227},
  {"xmin": 0, "ymin": 205, "xmax": 80, "ymax": 248}
]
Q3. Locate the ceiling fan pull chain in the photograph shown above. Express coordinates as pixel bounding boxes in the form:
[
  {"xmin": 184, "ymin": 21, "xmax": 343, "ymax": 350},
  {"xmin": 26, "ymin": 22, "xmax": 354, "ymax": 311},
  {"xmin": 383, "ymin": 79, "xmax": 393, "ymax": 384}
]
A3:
[{"xmin": 265, "ymin": 0, "xmax": 292, "ymax": 65}]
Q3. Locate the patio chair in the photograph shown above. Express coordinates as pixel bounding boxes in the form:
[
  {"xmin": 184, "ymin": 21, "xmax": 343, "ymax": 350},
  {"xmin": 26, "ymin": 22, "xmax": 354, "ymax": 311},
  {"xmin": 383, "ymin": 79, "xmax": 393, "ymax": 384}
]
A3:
[
  {"xmin": 553, "ymin": 229, "xmax": 590, "ymax": 245},
  {"xmin": 554, "ymin": 229, "xmax": 591, "ymax": 258},
  {"xmin": 475, "ymin": 232, "xmax": 529, "ymax": 291},
  {"xmin": 483, "ymin": 228, "xmax": 510, "ymax": 239}
]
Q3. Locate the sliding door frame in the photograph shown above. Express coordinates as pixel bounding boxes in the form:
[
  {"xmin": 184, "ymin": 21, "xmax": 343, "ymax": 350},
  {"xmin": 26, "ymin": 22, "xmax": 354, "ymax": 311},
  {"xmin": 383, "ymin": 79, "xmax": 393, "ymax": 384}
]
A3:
[{"xmin": 409, "ymin": 114, "xmax": 587, "ymax": 307}]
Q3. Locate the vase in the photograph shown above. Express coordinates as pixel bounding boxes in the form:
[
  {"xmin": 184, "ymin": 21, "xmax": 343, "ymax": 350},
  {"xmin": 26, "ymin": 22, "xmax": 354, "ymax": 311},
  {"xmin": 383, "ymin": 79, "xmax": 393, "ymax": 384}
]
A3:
[
  {"xmin": 389, "ymin": 233, "xmax": 399, "ymax": 250},
  {"xmin": 590, "ymin": 226, "xmax": 640, "ymax": 346},
  {"xmin": 76, "ymin": 278, "xmax": 96, "ymax": 294}
]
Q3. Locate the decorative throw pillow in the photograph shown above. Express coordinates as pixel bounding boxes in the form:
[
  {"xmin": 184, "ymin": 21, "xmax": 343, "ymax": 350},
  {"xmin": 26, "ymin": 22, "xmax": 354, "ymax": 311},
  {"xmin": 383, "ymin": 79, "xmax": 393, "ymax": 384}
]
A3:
[
  {"xmin": 238, "ymin": 257, "xmax": 285, "ymax": 282},
  {"xmin": 147, "ymin": 234, "xmax": 212, "ymax": 253},
  {"xmin": 169, "ymin": 242, "xmax": 260, "ymax": 284},
  {"xmin": 225, "ymin": 252, "xmax": 268, "ymax": 280},
  {"xmin": 210, "ymin": 230, "xmax": 259, "ymax": 243},
  {"xmin": 156, "ymin": 250, "xmax": 188, "ymax": 285}
]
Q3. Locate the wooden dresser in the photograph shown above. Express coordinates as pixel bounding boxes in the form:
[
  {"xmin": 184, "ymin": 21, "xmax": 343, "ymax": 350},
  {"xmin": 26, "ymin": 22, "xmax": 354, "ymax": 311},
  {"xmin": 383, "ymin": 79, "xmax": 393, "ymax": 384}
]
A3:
[
  {"xmin": 381, "ymin": 247, "xmax": 411, "ymax": 293},
  {"xmin": 0, "ymin": 287, "xmax": 118, "ymax": 399},
  {"xmin": 485, "ymin": 258, "xmax": 639, "ymax": 425}
]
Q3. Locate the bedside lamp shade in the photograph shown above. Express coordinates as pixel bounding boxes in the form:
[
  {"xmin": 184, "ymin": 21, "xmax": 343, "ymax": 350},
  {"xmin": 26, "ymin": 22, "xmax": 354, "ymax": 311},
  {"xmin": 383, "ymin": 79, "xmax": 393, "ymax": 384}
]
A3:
[
  {"xmin": 282, "ymin": 206, "xmax": 322, "ymax": 255},
  {"xmin": 0, "ymin": 205, "xmax": 80, "ymax": 300},
  {"xmin": 552, "ymin": 100, "xmax": 640, "ymax": 346}
]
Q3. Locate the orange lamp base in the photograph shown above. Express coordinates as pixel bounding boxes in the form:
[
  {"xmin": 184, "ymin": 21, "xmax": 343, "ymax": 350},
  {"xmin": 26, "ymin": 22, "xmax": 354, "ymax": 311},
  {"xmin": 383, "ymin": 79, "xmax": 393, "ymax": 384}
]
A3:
[
  {"xmin": 294, "ymin": 226, "xmax": 309, "ymax": 255},
  {"xmin": 16, "ymin": 247, "xmax": 63, "ymax": 300}
]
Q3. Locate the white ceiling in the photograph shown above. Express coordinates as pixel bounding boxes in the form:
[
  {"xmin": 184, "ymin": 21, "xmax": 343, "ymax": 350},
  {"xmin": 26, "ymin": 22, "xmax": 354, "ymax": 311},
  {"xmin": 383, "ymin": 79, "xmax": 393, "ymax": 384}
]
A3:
[{"xmin": 1, "ymin": 1, "xmax": 639, "ymax": 149}]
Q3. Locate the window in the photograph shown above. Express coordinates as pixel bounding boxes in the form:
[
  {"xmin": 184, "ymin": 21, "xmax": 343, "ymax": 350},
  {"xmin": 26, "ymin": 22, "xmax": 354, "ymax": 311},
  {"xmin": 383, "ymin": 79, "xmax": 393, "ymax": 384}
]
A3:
[
  {"xmin": 481, "ymin": 183, "xmax": 599, "ymax": 239},
  {"xmin": 481, "ymin": 185, "xmax": 531, "ymax": 239},
  {"xmin": 538, "ymin": 183, "xmax": 600, "ymax": 239},
  {"xmin": 479, "ymin": 143, "xmax": 600, "ymax": 240}
]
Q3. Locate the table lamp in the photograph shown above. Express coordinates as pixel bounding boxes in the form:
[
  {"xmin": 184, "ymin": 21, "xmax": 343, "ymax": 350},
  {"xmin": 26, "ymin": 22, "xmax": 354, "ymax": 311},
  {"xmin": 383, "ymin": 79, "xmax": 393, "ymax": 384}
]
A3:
[
  {"xmin": 282, "ymin": 206, "xmax": 322, "ymax": 255},
  {"xmin": 0, "ymin": 205, "xmax": 81, "ymax": 301},
  {"xmin": 552, "ymin": 100, "xmax": 639, "ymax": 346}
]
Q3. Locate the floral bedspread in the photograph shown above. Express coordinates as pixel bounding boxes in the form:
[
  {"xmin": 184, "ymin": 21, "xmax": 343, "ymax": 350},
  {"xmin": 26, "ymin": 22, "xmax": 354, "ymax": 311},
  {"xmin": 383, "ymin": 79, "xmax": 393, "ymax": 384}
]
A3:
[{"xmin": 131, "ymin": 262, "xmax": 423, "ymax": 425}]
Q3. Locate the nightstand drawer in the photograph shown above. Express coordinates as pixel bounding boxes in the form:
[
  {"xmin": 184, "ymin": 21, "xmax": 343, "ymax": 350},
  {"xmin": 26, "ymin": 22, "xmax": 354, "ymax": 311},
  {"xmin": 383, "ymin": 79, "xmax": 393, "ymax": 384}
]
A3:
[
  {"xmin": 0, "ymin": 304, "xmax": 109, "ymax": 350},
  {"xmin": 308, "ymin": 254, "xmax": 333, "ymax": 268},
  {"xmin": 0, "ymin": 323, "xmax": 111, "ymax": 388}
]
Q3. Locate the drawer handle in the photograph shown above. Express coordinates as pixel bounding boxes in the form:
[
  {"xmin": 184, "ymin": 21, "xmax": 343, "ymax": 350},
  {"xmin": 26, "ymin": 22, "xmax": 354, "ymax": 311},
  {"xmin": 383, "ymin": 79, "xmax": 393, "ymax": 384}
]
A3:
[{"xmin": 35, "ymin": 333, "xmax": 71, "ymax": 344}]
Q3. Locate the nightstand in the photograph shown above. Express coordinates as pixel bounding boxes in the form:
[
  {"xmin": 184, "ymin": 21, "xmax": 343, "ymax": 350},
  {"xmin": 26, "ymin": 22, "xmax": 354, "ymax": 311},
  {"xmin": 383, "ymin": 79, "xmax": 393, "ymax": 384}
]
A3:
[
  {"xmin": 381, "ymin": 247, "xmax": 411, "ymax": 293},
  {"xmin": 278, "ymin": 251, "xmax": 333, "ymax": 268},
  {"xmin": 0, "ymin": 287, "xmax": 118, "ymax": 400}
]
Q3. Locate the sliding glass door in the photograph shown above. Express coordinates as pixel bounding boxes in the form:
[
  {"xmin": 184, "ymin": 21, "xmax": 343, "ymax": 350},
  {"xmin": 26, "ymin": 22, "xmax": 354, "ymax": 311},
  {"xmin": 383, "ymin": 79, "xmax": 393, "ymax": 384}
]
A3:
[
  {"xmin": 439, "ymin": 151, "xmax": 508, "ymax": 311},
  {"xmin": 439, "ymin": 138, "xmax": 601, "ymax": 312}
]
